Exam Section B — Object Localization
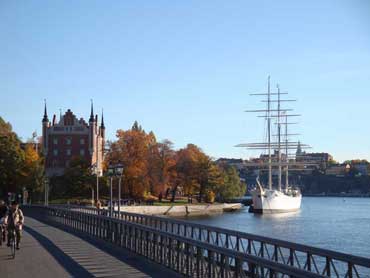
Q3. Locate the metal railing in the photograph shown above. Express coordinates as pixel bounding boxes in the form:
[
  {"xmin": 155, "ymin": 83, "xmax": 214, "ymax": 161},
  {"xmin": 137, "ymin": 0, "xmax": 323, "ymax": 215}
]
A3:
[
  {"xmin": 50, "ymin": 205, "xmax": 370, "ymax": 278},
  {"xmin": 28, "ymin": 205, "xmax": 327, "ymax": 278}
]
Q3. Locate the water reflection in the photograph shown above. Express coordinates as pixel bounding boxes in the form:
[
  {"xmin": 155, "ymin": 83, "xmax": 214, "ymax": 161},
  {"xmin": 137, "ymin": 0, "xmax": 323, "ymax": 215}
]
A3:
[
  {"xmin": 187, "ymin": 197, "xmax": 370, "ymax": 257},
  {"xmin": 253, "ymin": 210, "xmax": 301, "ymax": 219}
]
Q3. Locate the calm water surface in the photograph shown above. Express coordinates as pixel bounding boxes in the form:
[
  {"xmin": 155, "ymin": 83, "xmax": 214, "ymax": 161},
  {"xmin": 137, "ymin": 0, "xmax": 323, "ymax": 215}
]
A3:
[{"xmin": 188, "ymin": 197, "xmax": 370, "ymax": 258}]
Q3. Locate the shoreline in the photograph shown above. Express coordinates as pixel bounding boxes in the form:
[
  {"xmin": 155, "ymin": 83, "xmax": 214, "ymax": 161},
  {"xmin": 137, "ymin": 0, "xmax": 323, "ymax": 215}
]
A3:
[
  {"xmin": 302, "ymin": 194, "xmax": 370, "ymax": 198},
  {"xmin": 115, "ymin": 203, "xmax": 243, "ymax": 216}
]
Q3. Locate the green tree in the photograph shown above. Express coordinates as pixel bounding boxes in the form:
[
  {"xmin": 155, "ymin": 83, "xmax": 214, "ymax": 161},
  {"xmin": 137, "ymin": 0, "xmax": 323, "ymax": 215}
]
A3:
[
  {"xmin": 0, "ymin": 117, "xmax": 25, "ymax": 196},
  {"xmin": 215, "ymin": 165, "xmax": 245, "ymax": 201},
  {"xmin": 63, "ymin": 156, "xmax": 94, "ymax": 198}
]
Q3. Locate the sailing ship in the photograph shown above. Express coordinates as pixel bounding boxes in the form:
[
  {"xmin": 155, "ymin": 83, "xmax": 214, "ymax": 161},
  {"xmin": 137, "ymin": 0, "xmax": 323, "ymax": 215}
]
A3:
[{"xmin": 236, "ymin": 77, "xmax": 309, "ymax": 213}]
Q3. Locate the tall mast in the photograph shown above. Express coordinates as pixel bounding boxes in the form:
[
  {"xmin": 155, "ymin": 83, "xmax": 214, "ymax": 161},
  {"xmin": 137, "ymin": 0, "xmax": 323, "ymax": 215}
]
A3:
[
  {"xmin": 277, "ymin": 85, "xmax": 282, "ymax": 191},
  {"xmin": 267, "ymin": 76, "xmax": 272, "ymax": 190},
  {"xmin": 236, "ymin": 77, "xmax": 310, "ymax": 190},
  {"xmin": 285, "ymin": 113, "xmax": 289, "ymax": 189}
]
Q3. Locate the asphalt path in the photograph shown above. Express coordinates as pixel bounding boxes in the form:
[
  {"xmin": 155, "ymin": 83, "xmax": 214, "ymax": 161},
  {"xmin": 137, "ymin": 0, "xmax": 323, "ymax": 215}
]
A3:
[{"xmin": 0, "ymin": 217, "xmax": 180, "ymax": 278}]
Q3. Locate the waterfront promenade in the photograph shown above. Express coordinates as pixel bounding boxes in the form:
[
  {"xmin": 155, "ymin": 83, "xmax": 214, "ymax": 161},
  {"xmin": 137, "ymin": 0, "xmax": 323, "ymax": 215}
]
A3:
[
  {"xmin": 0, "ymin": 216, "xmax": 180, "ymax": 278},
  {"xmin": 1, "ymin": 205, "xmax": 370, "ymax": 277}
]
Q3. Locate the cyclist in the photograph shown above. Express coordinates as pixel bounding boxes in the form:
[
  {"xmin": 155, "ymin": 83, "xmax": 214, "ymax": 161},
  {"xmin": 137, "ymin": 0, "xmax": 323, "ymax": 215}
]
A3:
[
  {"xmin": 5, "ymin": 201, "xmax": 24, "ymax": 250},
  {"xmin": 0, "ymin": 200, "xmax": 8, "ymax": 243}
]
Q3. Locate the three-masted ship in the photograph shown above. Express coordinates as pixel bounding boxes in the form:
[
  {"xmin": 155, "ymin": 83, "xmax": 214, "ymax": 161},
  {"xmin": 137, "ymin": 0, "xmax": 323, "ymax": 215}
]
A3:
[{"xmin": 236, "ymin": 77, "xmax": 309, "ymax": 213}]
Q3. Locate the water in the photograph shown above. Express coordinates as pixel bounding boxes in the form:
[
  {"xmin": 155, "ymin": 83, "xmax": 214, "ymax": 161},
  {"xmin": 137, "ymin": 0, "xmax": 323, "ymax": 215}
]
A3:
[{"xmin": 188, "ymin": 197, "xmax": 370, "ymax": 258}]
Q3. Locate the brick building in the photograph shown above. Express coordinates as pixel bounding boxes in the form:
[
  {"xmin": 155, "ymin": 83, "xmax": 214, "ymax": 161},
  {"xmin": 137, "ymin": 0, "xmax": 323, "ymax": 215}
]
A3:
[{"xmin": 42, "ymin": 102, "xmax": 105, "ymax": 177}]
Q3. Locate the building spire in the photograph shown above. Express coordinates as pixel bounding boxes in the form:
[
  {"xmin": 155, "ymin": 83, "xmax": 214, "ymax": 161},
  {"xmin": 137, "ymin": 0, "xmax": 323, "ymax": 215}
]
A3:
[
  {"xmin": 43, "ymin": 99, "xmax": 49, "ymax": 122},
  {"xmin": 296, "ymin": 140, "xmax": 302, "ymax": 156},
  {"xmin": 89, "ymin": 99, "xmax": 94, "ymax": 122},
  {"xmin": 100, "ymin": 108, "xmax": 105, "ymax": 128}
]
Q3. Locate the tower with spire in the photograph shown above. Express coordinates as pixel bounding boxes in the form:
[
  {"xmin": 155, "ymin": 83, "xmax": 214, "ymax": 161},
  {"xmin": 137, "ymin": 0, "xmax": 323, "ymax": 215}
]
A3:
[
  {"xmin": 42, "ymin": 100, "xmax": 49, "ymax": 156},
  {"xmin": 296, "ymin": 141, "xmax": 302, "ymax": 156},
  {"xmin": 42, "ymin": 101, "xmax": 105, "ymax": 177}
]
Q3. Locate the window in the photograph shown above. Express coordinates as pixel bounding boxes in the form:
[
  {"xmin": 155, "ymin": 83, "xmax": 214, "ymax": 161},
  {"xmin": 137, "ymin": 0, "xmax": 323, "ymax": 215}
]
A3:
[
  {"xmin": 65, "ymin": 160, "xmax": 70, "ymax": 167},
  {"xmin": 66, "ymin": 149, "xmax": 71, "ymax": 156},
  {"xmin": 53, "ymin": 149, "xmax": 58, "ymax": 156},
  {"xmin": 80, "ymin": 138, "xmax": 85, "ymax": 145},
  {"xmin": 80, "ymin": 149, "xmax": 85, "ymax": 156},
  {"xmin": 53, "ymin": 138, "xmax": 58, "ymax": 145},
  {"xmin": 66, "ymin": 137, "xmax": 72, "ymax": 145}
]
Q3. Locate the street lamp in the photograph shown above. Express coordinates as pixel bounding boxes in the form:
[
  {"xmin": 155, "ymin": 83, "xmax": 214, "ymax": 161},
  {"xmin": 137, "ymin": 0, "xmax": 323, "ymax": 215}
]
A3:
[
  {"xmin": 107, "ymin": 164, "xmax": 115, "ymax": 217},
  {"xmin": 115, "ymin": 162, "xmax": 124, "ymax": 216},
  {"xmin": 91, "ymin": 163, "xmax": 100, "ymax": 205},
  {"xmin": 44, "ymin": 177, "xmax": 49, "ymax": 206},
  {"xmin": 106, "ymin": 161, "xmax": 124, "ymax": 217}
]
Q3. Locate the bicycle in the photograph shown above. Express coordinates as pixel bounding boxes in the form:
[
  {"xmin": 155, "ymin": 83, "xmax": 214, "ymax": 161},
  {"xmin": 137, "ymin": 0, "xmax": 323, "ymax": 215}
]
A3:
[
  {"xmin": 0, "ymin": 218, "xmax": 4, "ymax": 246},
  {"xmin": 8, "ymin": 227, "xmax": 16, "ymax": 259}
]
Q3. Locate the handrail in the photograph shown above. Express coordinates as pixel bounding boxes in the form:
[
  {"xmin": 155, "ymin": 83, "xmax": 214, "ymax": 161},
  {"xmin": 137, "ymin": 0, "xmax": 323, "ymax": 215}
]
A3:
[
  {"xmin": 31, "ymin": 205, "xmax": 326, "ymax": 278},
  {"xmin": 29, "ymin": 205, "xmax": 370, "ymax": 277},
  {"xmin": 50, "ymin": 204, "xmax": 370, "ymax": 268}
]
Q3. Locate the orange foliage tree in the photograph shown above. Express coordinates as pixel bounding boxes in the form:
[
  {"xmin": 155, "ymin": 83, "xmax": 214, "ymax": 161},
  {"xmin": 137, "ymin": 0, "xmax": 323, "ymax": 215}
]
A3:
[{"xmin": 106, "ymin": 122, "xmax": 243, "ymax": 202}]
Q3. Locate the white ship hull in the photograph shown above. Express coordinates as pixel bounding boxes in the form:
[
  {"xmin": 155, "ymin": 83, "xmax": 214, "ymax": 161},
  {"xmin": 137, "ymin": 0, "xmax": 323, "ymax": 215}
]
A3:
[{"xmin": 251, "ymin": 188, "xmax": 302, "ymax": 213}]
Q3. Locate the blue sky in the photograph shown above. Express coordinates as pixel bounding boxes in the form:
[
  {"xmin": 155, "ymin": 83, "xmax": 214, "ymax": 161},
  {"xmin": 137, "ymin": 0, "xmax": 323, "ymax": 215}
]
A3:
[{"xmin": 1, "ymin": 1, "xmax": 370, "ymax": 162}]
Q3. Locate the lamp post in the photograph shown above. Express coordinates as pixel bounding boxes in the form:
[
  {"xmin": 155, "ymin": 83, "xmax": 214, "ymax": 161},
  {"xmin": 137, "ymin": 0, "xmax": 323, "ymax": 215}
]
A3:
[
  {"xmin": 91, "ymin": 163, "xmax": 100, "ymax": 205},
  {"xmin": 115, "ymin": 162, "xmax": 124, "ymax": 216},
  {"xmin": 44, "ymin": 177, "xmax": 49, "ymax": 206},
  {"xmin": 107, "ymin": 164, "xmax": 115, "ymax": 217}
]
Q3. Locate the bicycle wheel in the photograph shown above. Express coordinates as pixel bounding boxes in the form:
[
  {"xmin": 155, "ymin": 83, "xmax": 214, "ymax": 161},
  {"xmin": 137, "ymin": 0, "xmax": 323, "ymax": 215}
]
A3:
[{"xmin": 10, "ymin": 232, "xmax": 16, "ymax": 259}]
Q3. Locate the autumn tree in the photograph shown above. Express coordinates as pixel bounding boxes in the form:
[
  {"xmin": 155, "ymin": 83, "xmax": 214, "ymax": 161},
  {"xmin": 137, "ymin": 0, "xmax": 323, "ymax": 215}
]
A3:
[
  {"xmin": 156, "ymin": 140, "xmax": 177, "ymax": 195},
  {"xmin": 21, "ymin": 143, "xmax": 44, "ymax": 200},
  {"xmin": 172, "ymin": 144, "xmax": 200, "ymax": 201},
  {"xmin": 107, "ymin": 122, "xmax": 152, "ymax": 199},
  {"xmin": 105, "ymin": 123, "xmax": 244, "ymax": 203}
]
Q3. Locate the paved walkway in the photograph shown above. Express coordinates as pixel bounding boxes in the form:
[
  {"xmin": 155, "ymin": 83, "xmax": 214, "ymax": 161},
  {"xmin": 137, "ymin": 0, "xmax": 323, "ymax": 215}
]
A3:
[{"xmin": 0, "ymin": 217, "xmax": 180, "ymax": 278}]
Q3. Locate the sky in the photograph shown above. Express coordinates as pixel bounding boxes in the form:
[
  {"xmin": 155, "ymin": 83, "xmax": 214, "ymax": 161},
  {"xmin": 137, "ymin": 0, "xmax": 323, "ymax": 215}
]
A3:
[{"xmin": 1, "ymin": 1, "xmax": 370, "ymax": 162}]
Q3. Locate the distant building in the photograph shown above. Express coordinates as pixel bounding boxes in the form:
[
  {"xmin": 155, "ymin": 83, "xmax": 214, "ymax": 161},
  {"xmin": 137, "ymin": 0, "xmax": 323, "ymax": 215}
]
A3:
[
  {"xmin": 296, "ymin": 141, "xmax": 333, "ymax": 170},
  {"xmin": 20, "ymin": 142, "xmax": 41, "ymax": 153},
  {"xmin": 352, "ymin": 163, "xmax": 369, "ymax": 176},
  {"xmin": 216, "ymin": 158, "xmax": 244, "ymax": 170},
  {"xmin": 325, "ymin": 164, "xmax": 350, "ymax": 176},
  {"xmin": 42, "ymin": 102, "xmax": 105, "ymax": 177}
]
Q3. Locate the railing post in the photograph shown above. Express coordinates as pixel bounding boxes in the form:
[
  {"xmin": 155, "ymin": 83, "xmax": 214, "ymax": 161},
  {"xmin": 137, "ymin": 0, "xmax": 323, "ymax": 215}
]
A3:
[
  {"xmin": 326, "ymin": 256, "xmax": 331, "ymax": 276},
  {"xmin": 220, "ymin": 254, "xmax": 225, "ymax": 278},
  {"xmin": 196, "ymin": 246, "xmax": 202, "ymax": 278},
  {"xmin": 348, "ymin": 262, "xmax": 353, "ymax": 278},
  {"xmin": 185, "ymin": 243, "xmax": 190, "ymax": 277},
  {"xmin": 208, "ymin": 250, "xmax": 214, "ymax": 278},
  {"xmin": 260, "ymin": 242, "xmax": 265, "ymax": 277},
  {"xmin": 307, "ymin": 252, "xmax": 311, "ymax": 271},
  {"xmin": 235, "ymin": 258, "xmax": 242, "ymax": 278},
  {"xmin": 176, "ymin": 241, "xmax": 181, "ymax": 273},
  {"xmin": 289, "ymin": 248, "xmax": 294, "ymax": 267}
]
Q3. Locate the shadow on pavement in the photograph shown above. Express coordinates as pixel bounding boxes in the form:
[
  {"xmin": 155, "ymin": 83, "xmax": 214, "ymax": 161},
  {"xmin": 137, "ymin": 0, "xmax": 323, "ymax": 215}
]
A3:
[
  {"xmin": 23, "ymin": 216, "xmax": 180, "ymax": 278},
  {"xmin": 24, "ymin": 226, "xmax": 93, "ymax": 277}
]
